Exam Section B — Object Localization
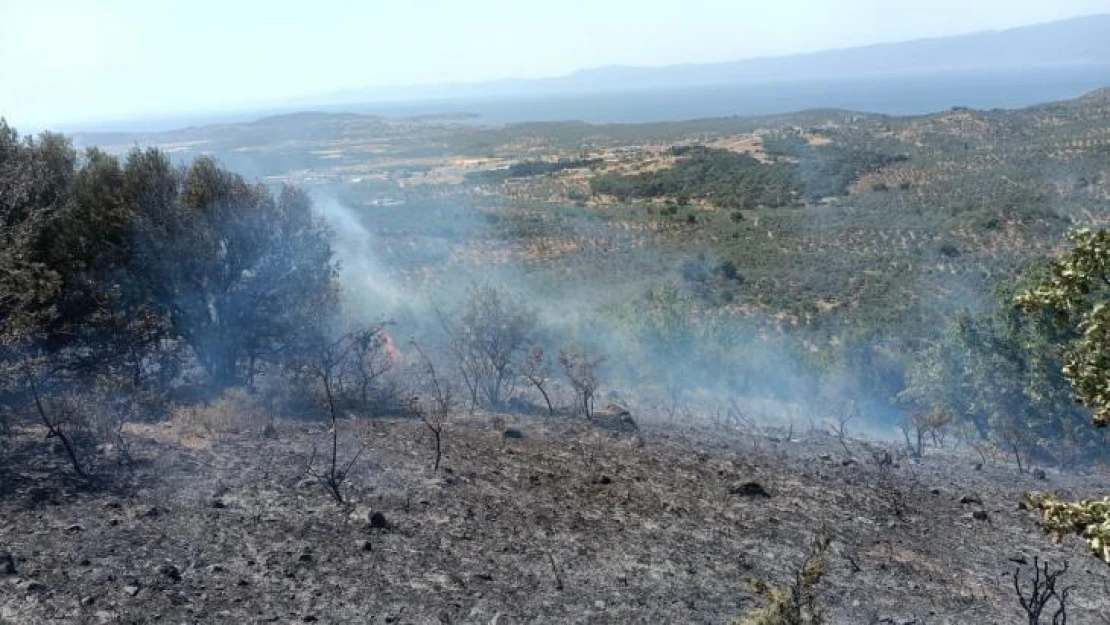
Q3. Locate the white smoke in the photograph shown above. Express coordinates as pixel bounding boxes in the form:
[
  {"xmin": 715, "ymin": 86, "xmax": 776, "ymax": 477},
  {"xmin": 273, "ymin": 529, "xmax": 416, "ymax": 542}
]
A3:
[{"xmin": 312, "ymin": 196, "xmax": 401, "ymax": 319}]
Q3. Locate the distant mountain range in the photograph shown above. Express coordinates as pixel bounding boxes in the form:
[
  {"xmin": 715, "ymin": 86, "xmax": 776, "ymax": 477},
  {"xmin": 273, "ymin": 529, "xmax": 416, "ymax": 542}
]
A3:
[
  {"xmin": 59, "ymin": 14, "xmax": 1110, "ymax": 133},
  {"xmin": 306, "ymin": 13, "xmax": 1110, "ymax": 106}
]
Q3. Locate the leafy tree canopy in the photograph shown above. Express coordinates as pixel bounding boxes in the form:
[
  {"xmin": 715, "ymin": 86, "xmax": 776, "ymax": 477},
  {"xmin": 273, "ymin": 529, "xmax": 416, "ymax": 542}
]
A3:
[{"xmin": 1017, "ymin": 228, "xmax": 1110, "ymax": 426}]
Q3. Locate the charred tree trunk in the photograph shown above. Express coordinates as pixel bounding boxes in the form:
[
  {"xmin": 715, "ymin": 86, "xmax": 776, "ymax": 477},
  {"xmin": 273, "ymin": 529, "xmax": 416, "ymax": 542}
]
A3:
[{"xmin": 23, "ymin": 361, "xmax": 85, "ymax": 477}]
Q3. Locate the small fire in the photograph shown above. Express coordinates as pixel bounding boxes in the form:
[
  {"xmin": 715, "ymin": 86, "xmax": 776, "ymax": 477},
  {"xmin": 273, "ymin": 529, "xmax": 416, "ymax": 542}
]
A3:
[{"xmin": 379, "ymin": 329, "xmax": 402, "ymax": 365}]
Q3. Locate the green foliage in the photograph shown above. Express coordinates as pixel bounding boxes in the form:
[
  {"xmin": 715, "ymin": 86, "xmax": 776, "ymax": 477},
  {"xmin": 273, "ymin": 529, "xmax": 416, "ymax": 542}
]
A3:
[
  {"xmin": 466, "ymin": 158, "xmax": 602, "ymax": 184},
  {"xmin": 1016, "ymin": 229, "xmax": 1110, "ymax": 566},
  {"xmin": 590, "ymin": 146, "xmax": 800, "ymax": 209},
  {"xmin": 1025, "ymin": 493, "xmax": 1110, "ymax": 564},
  {"xmin": 0, "ymin": 119, "xmax": 337, "ymax": 408},
  {"xmin": 901, "ymin": 277, "xmax": 1097, "ymax": 467},
  {"xmin": 1017, "ymin": 228, "xmax": 1110, "ymax": 426}
]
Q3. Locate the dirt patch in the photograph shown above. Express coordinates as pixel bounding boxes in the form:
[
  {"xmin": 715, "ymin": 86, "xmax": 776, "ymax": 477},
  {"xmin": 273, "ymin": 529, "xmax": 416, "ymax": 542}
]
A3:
[{"xmin": 708, "ymin": 135, "xmax": 768, "ymax": 161}]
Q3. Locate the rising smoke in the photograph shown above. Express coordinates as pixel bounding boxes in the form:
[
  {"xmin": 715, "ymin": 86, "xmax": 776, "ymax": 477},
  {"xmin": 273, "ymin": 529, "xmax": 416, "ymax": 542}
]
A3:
[{"xmin": 311, "ymin": 192, "xmax": 903, "ymax": 438}]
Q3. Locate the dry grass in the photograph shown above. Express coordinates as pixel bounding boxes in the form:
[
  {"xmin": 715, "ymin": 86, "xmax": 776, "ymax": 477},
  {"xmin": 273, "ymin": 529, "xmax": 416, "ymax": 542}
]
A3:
[{"xmin": 148, "ymin": 388, "xmax": 273, "ymax": 448}]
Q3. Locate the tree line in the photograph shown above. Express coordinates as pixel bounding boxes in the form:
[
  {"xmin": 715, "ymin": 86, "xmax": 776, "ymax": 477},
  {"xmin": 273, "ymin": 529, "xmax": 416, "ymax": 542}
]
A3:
[
  {"xmin": 590, "ymin": 146, "xmax": 801, "ymax": 209},
  {"xmin": 0, "ymin": 121, "xmax": 615, "ymax": 481},
  {"xmin": 0, "ymin": 121, "xmax": 340, "ymax": 474}
]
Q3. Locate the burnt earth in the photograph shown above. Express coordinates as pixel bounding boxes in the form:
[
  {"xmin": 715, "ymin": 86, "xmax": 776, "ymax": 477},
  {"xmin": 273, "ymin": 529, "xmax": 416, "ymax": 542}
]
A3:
[{"xmin": 2, "ymin": 415, "xmax": 1110, "ymax": 624}]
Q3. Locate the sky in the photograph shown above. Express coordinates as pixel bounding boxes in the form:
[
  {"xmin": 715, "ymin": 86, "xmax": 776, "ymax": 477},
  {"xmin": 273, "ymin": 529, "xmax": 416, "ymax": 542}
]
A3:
[{"xmin": 0, "ymin": 0, "xmax": 1107, "ymax": 129}]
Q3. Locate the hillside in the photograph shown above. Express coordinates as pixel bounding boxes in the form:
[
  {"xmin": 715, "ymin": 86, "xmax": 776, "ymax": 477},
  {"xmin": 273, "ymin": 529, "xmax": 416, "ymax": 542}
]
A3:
[
  {"xmin": 66, "ymin": 89, "xmax": 1110, "ymax": 429},
  {"xmin": 4, "ymin": 411, "xmax": 1110, "ymax": 623},
  {"xmin": 8, "ymin": 59, "xmax": 1110, "ymax": 625}
]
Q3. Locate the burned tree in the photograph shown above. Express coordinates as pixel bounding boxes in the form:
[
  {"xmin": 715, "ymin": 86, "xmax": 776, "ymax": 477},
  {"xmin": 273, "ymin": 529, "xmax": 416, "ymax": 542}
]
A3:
[
  {"xmin": 558, "ymin": 346, "xmax": 606, "ymax": 419},
  {"xmin": 292, "ymin": 328, "xmax": 369, "ymax": 505},
  {"xmin": 1011, "ymin": 557, "xmax": 1071, "ymax": 625},
  {"xmin": 19, "ymin": 355, "xmax": 90, "ymax": 477},
  {"xmin": 410, "ymin": 341, "xmax": 454, "ymax": 472},
  {"xmin": 829, "ymin": 411, "xmax": 854, "ymax": 457},
  {"xmin": 441, "ymin": 285, "xmax": 536, "ymax": 410},
  {"xmin": 521, "ymin": 345, "xmax": 556, "ymax": 416},
  {"xmin": 345, "ymin": 325, "xmax": 400, "ymax": 412},
  {"xmin": 900, "ymin": 409, "xmax": 955, "ymax": 458}
]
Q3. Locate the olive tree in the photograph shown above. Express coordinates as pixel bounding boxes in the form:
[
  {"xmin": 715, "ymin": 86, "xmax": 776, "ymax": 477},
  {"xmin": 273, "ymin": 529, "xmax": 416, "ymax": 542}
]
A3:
[
  {"xmin": 1017, "ymin": 227, "xmax": 1110, "ymax": 563},
  {"xmin": 1017, "ymin": 228, "xmax": 1110, "ymax": 426}
]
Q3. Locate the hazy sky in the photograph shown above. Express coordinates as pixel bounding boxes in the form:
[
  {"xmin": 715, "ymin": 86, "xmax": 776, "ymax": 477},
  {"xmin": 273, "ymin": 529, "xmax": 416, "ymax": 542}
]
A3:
[{"xmin": 1, "ymin": 0, "xmax": 1106, "ymax": 129}]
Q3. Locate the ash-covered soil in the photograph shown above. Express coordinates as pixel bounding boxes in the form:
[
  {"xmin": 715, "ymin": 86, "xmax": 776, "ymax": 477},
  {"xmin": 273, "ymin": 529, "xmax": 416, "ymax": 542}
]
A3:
[{"xmin": 3, "ymin": 413, "xmax": 1110, "ymax": 624}]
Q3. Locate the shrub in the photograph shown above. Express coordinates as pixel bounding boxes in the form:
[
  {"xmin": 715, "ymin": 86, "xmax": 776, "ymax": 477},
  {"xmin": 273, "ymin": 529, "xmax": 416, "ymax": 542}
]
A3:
[
  {"xmin": 169, "ymin": 388, "xmax": 268, "ymax": 440},
  {"xmin": 737, "ymin": 526, "xmax": 830, "ymax": 625},
  {"xmin": 1025, "ymin": 493, "xmax": 1110, "ymax": 564}
]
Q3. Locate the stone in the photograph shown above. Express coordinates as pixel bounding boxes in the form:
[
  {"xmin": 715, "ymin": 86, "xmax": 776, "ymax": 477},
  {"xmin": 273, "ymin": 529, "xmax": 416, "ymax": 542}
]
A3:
[
  {"xmin": 156, "ymin": 563, "xmax": 181, "ymax": 582},
  {"xmin": 589, "ymin": 404, "xmax": 639, "ymax": 433},
  {"xmin": 1033, "ymin": 468, "xmax": 1047, "ymax": 480},
  {"xmin": 971, "ymin": 510, "xmax": 990, "ymax": 521},
  {"xmin": 369, "ymin": 511, "xmax": 389, "ymax": 529},
  {"xmin": 730, "ymin": 482, "xmax": 770, "ymax": 497},
  {"xmin": 261, "ymin": 423, "xmax": 279, "ymax": 439},
  {"xmin": 1, "ymin": 552, "xmax": 16, "ymax": 576},
  {"xmin": 81, "ymin": 595, "xmax": 96, "ymax": 607},
  {"xmin": 959, "ymin": 495, "xmax": 982, "ymax": 505},
  {"xmin": 122, "ymin": 585, "xmax": 140, "ymax": 597}
]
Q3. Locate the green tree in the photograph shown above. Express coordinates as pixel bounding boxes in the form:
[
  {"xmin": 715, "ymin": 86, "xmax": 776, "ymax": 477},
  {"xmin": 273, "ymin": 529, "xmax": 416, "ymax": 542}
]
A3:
[
  {"xmin": 1015, "ymin": 228, "xmax": 1110, "ymax": 564},
  {"xmin": 901, "ymin": 279, "xmax": 1095, "ymax": 467},
  {"xmin": 126, "ymin": 154, "xmax": 337, "ymax": 387},
  {"xmin": 0, "ymin": 120, "xmax": 338, "ymax": 398},
  {"xmin": 1017, "ymin": 228, "xmax": 1110, "ymax": 426}
]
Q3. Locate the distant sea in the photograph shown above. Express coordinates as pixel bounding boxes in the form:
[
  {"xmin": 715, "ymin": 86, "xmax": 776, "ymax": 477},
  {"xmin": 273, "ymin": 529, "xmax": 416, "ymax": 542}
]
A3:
[
  {"xmin": 68, "ymin": 65, "xmax": 1110, "ymax": 133},
  {"xmin": 343, "ymin": 65, "xmax": 1110, "ymax": 125}
]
